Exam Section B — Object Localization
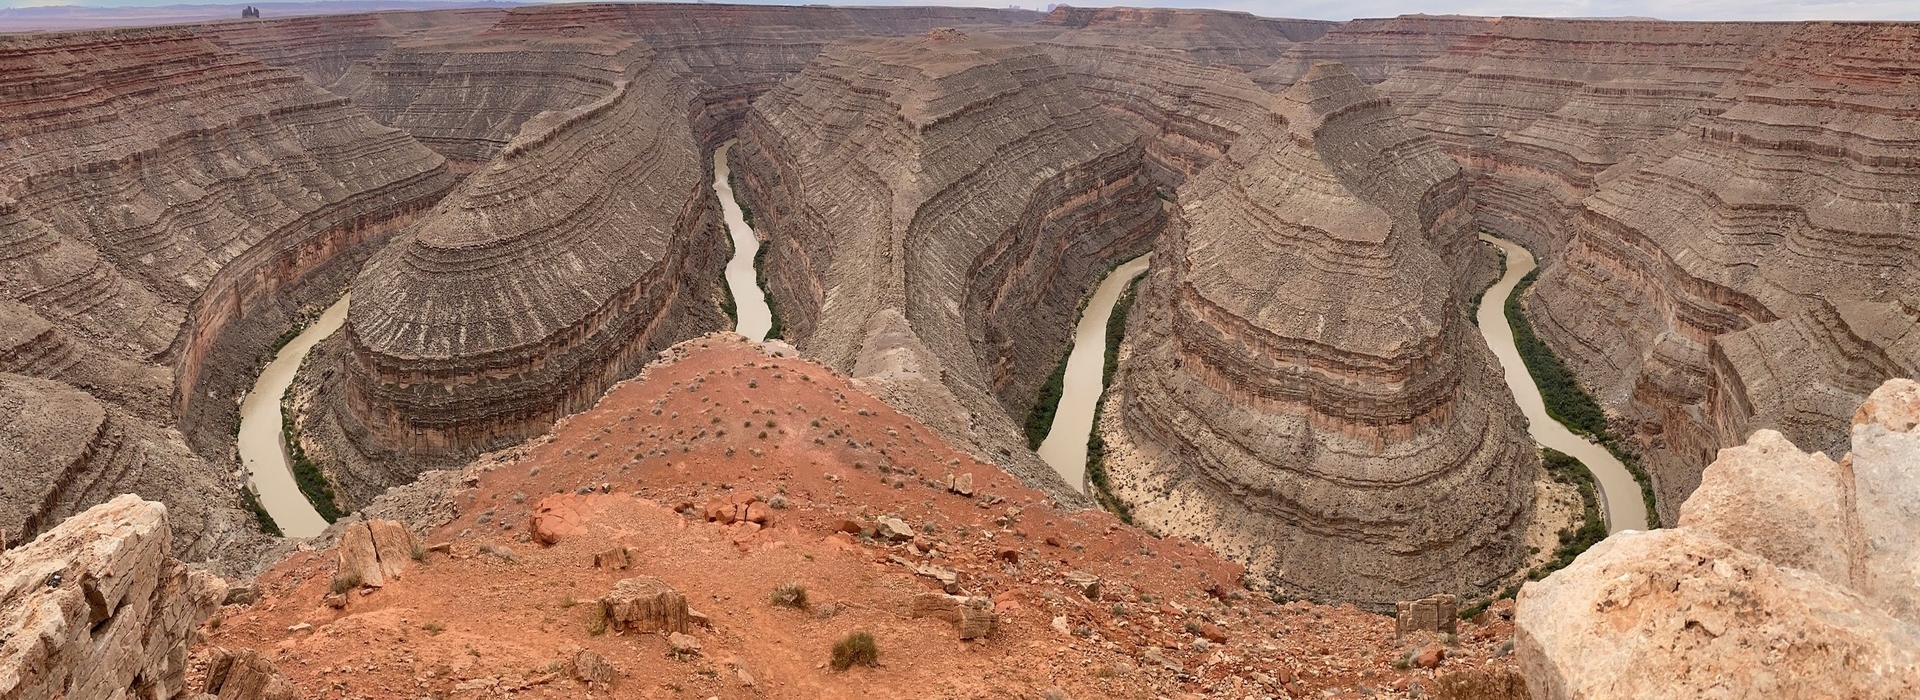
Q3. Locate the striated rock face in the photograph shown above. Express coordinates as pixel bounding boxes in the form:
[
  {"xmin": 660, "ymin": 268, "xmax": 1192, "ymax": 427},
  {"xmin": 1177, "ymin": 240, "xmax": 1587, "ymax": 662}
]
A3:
[
  {"xmin": 0, "ymin": 495, "xmax": 226, "ymax": 700},
  {"xmin": 194, "ymin": 9, "xmax": 505, "ymax": 89},
  {"xmin": 1516, "ymin": 22, "xmax": 1920, "ymax": 523},
  {"xmin": 333, "ymin": 34, "xmax": 725, "ymax": 500},
  {"xmin": 737, "ymin": 34, "xmax": 1165, "ymax": 498},
  {"xmin": 491, "ymin": 3, "xmax": 1044, "ymax": 139},
  {"xmin": 1250, "ymin": 15, "xmax": 1497, "ymax": 90},
  {"xmin": 334, "ymin": 29, "xmax": 653, "ymax": 170},
  {"xmin": 0, "ymin": 27, "xmax": 453, "ymax": 555},
  {"xmin": 1036, "ymin": 6, "xmax": 1333, "ymax": 72},
  {"xmin": 1517, "ymin": 379, "xmax": 1920, "ymax": 698},
  {"xmin": 1108, "ymin": 63, "xmax": 1533, "ymax": 608}
]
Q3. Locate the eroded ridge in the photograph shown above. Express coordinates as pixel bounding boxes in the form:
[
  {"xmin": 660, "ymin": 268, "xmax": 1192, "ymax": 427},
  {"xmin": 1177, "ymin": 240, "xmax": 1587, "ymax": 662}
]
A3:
[
  {"xmin": 736, "ymin": 33, "xmax": 1166, "ymax": 500},
  {"xmin": 0, "ymin": 27, "xmax": 453, "ymax": 557},
  {"xmin": 1109, "ymin": 63, "xmax": 1534, "ymax": 609},
  {"xmin": 335, "ymin": 35, "xmax": 725, "ymax": 503}
]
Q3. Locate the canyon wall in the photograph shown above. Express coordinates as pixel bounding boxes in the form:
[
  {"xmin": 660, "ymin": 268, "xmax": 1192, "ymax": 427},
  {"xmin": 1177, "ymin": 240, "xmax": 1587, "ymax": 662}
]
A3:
[
  {"xmin": 737, "ymin": 33, "xmax": 1165, "ymax": 499},
  {"xmin": 0, "ymin": 27, "xmax": 453, "ymax": 555},
  {"xmin": 330, "ymin": 35, "xmax": 727, "ymax": 505},
  {"xmin": 1250, "ymin": 15, "xmax": 1497, "ymax": 89},
  {"xmin": 1527, "ymin": 23, "xmax": 1920, "ymax": 523},
  {"xmin": 193, "ymin": 8, "xmax": 504, "ymax": 89},
  {"xmin": 1107, "ymin": 63, "xmax": 1534, "ymax": 609}
]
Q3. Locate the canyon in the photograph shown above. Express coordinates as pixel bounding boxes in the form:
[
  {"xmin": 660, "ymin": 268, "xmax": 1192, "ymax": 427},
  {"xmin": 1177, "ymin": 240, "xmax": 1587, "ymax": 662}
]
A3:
[{"xmin": 1, "ymin": 5, "xmax": 1918, "ymax": 698}]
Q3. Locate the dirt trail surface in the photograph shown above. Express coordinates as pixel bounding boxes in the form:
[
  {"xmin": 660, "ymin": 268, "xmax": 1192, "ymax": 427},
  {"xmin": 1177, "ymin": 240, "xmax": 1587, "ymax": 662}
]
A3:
[
  {"xmin": 1476, "ymin": 235, "xmax": 1647, "ymax": 533},
  {"xmin": 193, "ymin": 334, "xmax": 1519, "ymax": 699},
  {"xmin": 238, "ymin": 295, "xmax": 349, "ymax": 538}
]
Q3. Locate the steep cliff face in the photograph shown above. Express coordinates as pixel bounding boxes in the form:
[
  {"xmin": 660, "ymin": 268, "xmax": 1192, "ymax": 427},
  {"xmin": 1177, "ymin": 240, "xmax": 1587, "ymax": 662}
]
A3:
[
  {"xmin": 1249, "ymin": 15, "xmax": 1497, "ymax": 89},
  {"xmin": 0, "ymin": 27, "xmax": 452, "ymax": 553},
  {"xmin": 737, "ymin": 33, "xmax": 1165, "ymax": 499},
  {"xmin": 334, "ymin": 29, "xmax": 650, "ymax": 170},
  {"xmin": 333, "ymin": 36, "xmax": 725, "ymax": 505},
  {"xmin": 1517, "ymin": 380, "xmax": 1920, "ymax": 698},
  {"xmin": 1524, "ymin": 22, "xmax": 1920, "ymax": 523},
  {"xmin": 0, "ymin": 495, "xmax": 226, "ymax": 700},
  {"xmin": 1107, "ymin": 63, "xmax": 1534, "ymax": 609}
]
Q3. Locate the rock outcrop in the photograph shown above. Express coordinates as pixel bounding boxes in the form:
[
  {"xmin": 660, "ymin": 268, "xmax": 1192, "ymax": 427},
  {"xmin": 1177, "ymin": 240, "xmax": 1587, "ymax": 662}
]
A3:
[
  {"xmin": 329, "ymin": 34, "xmax": 725, "ymax": 504},
  {"xmin": 0, "ymin": 27, "xmax": 453, "ymax": 556},
  {"xmin": 1106, "ymin": 63, "xmax": 1533, "ymax": 608},
  {"xmin": 736, "ymin": 34, "xmax": 1165, "ymax": 499},
  {"xmin": 194, "ymin": 9, "xmax": 505, "ymax": 89},
  {"xmin": 0, "ymin": 495, "xmax": 225, "ymax": 700},
  {"xmin": 199, "ymin": 648, "xmax": 300, "ymax": 700},
  {"xmin": 1516, "ymin": 379, "xmax": 1920, "ymax": 698},
  {"xmin": 1034, "ymin": 6, "xmax": 1333, "ymax": 73}
]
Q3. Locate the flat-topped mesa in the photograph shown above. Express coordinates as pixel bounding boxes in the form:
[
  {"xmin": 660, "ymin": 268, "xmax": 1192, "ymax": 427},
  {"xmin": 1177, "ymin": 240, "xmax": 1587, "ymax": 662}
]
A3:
[
  {"xmin": 0, "ymin": 27, "xmax": 451, "ymax": 553},
  {"xmin": 736, "ymin": 35, "xmax": 1164, "ymax": 500},
  {"xmin": 1250, "ymin": 15, "xmax": 1499, "ymax": 90},
  {"xmin": 338, "ymin": 39, "xmax": 723, "ymax": 494},
  {"xmin": 491, "ymin": 3, "xmax": 1044, "ymax": 141},
  {"xmin": 333, "ymin": 29, "xmax": 651, "ymax": 171},
  {"xmin": 1037, "ymin": 6, "xmax": 1334, "ymax": 71},
  {"xmin": 1374, "ymin": 18, "xmax": 1796, "ymax": 257},
  {"xmin": 1109, "ymin": 63, "xmax": 1533, "ymax": 609},
  {"xmin": 1526, "ymin": 22, "xmax": 1920, "ymax": 523}
]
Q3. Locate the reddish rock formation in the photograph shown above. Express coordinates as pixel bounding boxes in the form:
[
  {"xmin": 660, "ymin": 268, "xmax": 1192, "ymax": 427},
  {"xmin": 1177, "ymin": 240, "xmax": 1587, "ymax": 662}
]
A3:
[
  {"xmin": 1517, "ymin": 380, "xmax": 1920, "ymax": 698},
  {"xmin": 1107, "ymin": 63, "xmax": 1534, "ymax": 609},
  {"xmin": 736, "ymin": 34, "xmax": 1165, "ymax": 499},
  {"xmin": 0, "ymin": 26, "xmax": 452, "ymax": 556}
]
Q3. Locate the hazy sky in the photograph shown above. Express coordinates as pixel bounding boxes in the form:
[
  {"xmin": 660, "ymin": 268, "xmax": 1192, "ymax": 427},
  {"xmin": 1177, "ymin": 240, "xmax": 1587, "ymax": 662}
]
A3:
[{"xmin": 2, "ymin": 0, "xmax": 1916, "ymax": 23}]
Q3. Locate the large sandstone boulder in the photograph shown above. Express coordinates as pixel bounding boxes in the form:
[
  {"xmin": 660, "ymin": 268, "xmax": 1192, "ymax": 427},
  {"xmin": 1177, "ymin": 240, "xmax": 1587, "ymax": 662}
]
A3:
[
  {"xmin": 0, "ymin": 495, "xmax": 226, "ymax": 700},
  {"xmin": 1517, "ymin": 379, "xmax": 1920, "ymax": 699},
  {"xmin": 200, "ymin": 647, "xmax": 301, "ymax": 700},
  {"xmin": 331, "ymin": 519, "xmax": 418, "ymax": 590},
  {"xmin": 601, "ymin": 577, "xmax": 691, "ymax": 635}
]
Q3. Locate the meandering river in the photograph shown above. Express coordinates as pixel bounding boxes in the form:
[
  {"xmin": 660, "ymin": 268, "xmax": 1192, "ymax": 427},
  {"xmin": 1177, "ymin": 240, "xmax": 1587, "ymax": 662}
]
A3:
[
  {"xmin": 1476, "ymin": 234, "xmax": 1649, "ymax": 533},
  {"xmin": 714, "ymin": 141, "xmax": 772, "ymax": 342},
  {"xmin": 1038, "ymin": 254, "xmax": 1151, "ymax": 492},
  {"xmin": 236, "ymin": 294, "xmax": 349, "ymax": 538}
]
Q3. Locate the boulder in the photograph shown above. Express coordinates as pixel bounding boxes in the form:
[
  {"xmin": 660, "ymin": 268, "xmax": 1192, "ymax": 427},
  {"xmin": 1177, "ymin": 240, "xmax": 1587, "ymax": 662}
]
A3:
[
  {"xmin": 568, "ymin": 649, "xmax": 613, "ymax": 688},
  {"xmin": 875, "ymin": 516, "xmax": 915, "ymax": 542},
  {"xmin": 593, "ymin": 546, "xmax": 632, "ymax": 570},
  {"xmin": 332, "ymin": 519, "xmax": 417, "ymax": 590},
  {"xmin": 947, "ymin": 472, "xmax": 975, "ymax": 497},
  {"xmin": 1395, "ymin": 594, "xmax": 1459, "ymax": 637},
  {"xmin": 1517, "ymin": 380, "xmax": 1920, "ymax": 699},
  {"xmin": 667, "ymin": 632, "xmax": 702, "ymax": 655},
  {"xmin": 202, "ymin": 648, "xmax": 300, "ymax": 700},
  {"xmin": 601, "ymin": 576, "xmax": 691, "ymax": 634},
  {"xmin": 531, "ymin": 496, "xmax": 589, "ymax": 545},
  {"xmin": 910, "ymin": 593, "xmax": 996, "ymax": 639},
  {"xmin": 0, "ymin": 495, "xmax": 225, "ymax": 700}
]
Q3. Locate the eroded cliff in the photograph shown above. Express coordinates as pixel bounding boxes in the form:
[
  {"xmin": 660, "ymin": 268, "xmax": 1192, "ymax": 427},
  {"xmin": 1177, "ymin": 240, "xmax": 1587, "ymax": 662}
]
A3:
[
  {"xmin": 736, "ymin": 32, "xmax": 1165, "ymax": 499},
  {"xmin": 1106, "ymin": 63, "xmax": 1534, "ymax": 609},
  {"xmin": 0, "ymin": 27, "xmax": 453, "ymax": 556}
]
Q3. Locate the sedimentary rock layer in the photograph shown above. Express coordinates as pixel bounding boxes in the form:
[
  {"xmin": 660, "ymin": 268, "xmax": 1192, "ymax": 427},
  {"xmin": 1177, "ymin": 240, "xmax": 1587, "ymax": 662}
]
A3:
[
  {"xmin": 1036, "ymin": 6, "xmax": 1333, "ymax": 72},
  {"xmin": 0, "ymin": 27, "xmax": 452, "ymax": 553},
  {"xmin": 194, "ymin": 8, "xmax": 504, "ymax": 89},
  {"xmin": 337, "ymin": 35, "xmax": 724, "ymax": 502},
  {"xmin": 1517, "ymin": 380, "xmax": 1920, "ymax": 698},
  {"xmin": 1108, "ymin": 63, "xmax": 1533, "ymax": 608},
  {"xmin": 491, "ymin": 3, "xmax": 1044, "ymax": 138},
  {"xmin": 737, "ymin": 33, "xmax": 1164, "ymax": 499},
  {"xmin": 0, "ymin": 495, "xmax": 226, "ymax": 700},
  {"xmin": 1522, "ymin": 22, "xmax": 1920, "ymax": 523},
  {"xmin": 334, "ymin": 29, "xmax": 649, "ymax": 169},
  {"xmin": 1250, "ymin": 15, "xmax": 1497, "ymax": 89}
]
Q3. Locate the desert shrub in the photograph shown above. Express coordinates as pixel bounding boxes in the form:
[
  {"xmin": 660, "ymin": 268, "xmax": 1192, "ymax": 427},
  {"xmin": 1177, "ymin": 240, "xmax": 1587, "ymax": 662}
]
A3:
[
  {"xmin": 770, "ymin": 582, "xmax": 809, "ymax": 610},
  {"xmin": 831, "ymin": 632, "xmax": 879, "ymax": 670}
]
